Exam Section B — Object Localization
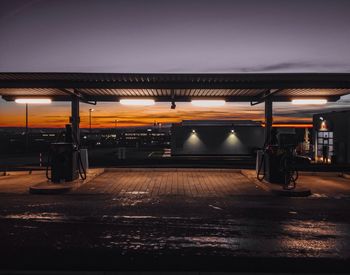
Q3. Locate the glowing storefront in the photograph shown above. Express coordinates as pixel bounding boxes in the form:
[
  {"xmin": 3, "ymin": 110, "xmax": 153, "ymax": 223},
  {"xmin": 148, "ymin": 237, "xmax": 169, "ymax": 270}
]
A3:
[{"xmin": 313, "ymin": 110, "xmax": 350, "ymax": 164}]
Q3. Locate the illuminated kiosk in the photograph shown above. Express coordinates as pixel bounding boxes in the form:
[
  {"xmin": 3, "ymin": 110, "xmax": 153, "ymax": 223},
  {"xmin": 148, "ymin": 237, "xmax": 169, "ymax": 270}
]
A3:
[{"xmin": 313, "ymin": 110, "xmax": 350, "ymax": 165}]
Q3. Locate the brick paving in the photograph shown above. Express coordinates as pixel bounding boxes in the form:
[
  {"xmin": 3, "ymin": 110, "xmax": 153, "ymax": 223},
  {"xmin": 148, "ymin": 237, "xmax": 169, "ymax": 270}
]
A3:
[{"xmin": 75, "ymin": 169, "xmax": 264, "ymax": 197}]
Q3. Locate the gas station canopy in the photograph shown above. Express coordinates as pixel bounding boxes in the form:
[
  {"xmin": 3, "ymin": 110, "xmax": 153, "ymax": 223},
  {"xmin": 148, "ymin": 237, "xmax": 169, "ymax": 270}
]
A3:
[{"xmin": 1, "ymin": 72, "xmax": 350, "ymax": 103}]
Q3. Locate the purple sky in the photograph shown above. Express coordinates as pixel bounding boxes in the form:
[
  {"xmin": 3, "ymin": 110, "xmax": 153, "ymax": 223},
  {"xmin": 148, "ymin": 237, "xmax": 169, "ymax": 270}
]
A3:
[
  {"xmin": 1, "ymin": 0, "xmax": 350, "ymax": 127},
  {"xmin": 1, "ymin": 0, "xmax": 350, "ymax": 73}
]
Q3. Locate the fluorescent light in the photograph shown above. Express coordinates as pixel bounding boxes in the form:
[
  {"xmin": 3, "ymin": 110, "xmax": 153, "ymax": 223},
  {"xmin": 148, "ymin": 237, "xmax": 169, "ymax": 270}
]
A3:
[
  {"xmin": 291, "ymin": 99, "xmax": 327, "ymax": 105},
  {"xmin": 191, "ymin": 100, "xmax": 226, "ymax": 107},
  {"xmin": 120, "ymin": 99, "xmax": 155, "ymax": 106},
  {"xmin": 15, "ymin": 98, "xmax": 52, "ymax": 104}
]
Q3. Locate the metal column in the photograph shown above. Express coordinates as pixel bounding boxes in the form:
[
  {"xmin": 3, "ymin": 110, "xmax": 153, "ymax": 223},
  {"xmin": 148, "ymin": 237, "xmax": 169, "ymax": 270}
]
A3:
[
  {"xmin": 25, "ymin": 103, "xmax": 29, "ymax": 151},
  {"xmin": 265, "ymin": 98, "xmax": 273, "ymax": 144},
  {"xmin": 70, "ymin": 96, "xmax": 80, "ymax": 144}
]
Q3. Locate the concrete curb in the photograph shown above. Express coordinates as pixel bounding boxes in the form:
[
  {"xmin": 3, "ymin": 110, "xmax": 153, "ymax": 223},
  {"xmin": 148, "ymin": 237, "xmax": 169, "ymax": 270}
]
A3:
[
  {"xmin": 341, "ymin": 173, "xmax": 350, "ymax": 180},
  {"xmin": 240, "ymin": 169, "xmax": 312, "ymax": 197},
  {"xmin": 299, "ymin": 171, "xmax": 343, "ymax": 177},
  {"xmin": 271, "ymin": 188, "xmax": 312, "ymax": 197},
  {"xmin": 0, "ymin": 170, "xmax": 44, "ymax": 177},
  {"xmin": 29, "ymin": 168, "xmax": 105, "ymax": 195}
]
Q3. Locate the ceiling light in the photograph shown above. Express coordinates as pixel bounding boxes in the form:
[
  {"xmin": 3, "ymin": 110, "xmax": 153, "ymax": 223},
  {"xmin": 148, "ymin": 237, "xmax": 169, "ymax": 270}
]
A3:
[
  {"xmin": 15, "ymin": 98, "xmax": 52, "ymax": 104},
  {"xmin": 191, "ymin": 100, "xmax": 226, "ymax": 107},
  {"xmin": 291, "ymin": 99, "xmax": 327, "ymax": 105},
  {"xmin": 120, "ymin": 99, "xmax": 155, "ymax": 106}
]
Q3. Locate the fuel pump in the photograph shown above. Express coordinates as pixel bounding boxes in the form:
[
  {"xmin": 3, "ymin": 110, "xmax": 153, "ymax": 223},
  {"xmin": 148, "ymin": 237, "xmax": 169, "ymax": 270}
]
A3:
[
  {"xmin": 46, "ymin": 124, "xmax": 87, "ymax": 183},
  {"xmin": 256, "ymin": 129, "xmax": 298, "ymax": 190}
]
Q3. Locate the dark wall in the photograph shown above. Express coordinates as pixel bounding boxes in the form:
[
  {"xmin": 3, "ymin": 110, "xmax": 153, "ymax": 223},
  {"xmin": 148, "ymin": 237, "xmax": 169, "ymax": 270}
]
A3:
[{"xmin": 171, "ymin": 125, "xmax": 264, "ymax": 156}]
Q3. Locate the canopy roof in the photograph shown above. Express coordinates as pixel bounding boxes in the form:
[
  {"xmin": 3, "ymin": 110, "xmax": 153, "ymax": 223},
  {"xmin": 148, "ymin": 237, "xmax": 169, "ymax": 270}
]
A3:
[{"xmin": 1, "ymin": 73, "xmax": 350, "ymax": 102}]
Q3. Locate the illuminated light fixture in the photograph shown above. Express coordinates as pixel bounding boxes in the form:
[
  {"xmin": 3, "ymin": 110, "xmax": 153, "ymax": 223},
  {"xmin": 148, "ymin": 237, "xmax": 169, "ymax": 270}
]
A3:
[
  {"xmin": 192, "ymin": 129, "xmax": 196, "ymax": 134},
  {"xmin": 291, "ymin": 99, "xmax": 327, "ymax": 105},
  {"xmin": 191, "ymin": 100, "xmax": 226, "ymax": 107},
  {"xmin": 15, "ymin": 98, "xmax": 52, "ymax": 104},
  {"xmin": 120, "ymin": 99, "xmax": 155, "ymax": 106},
  {"xmin": 231, "ymin": 129, "xmax": 235, "ymax": 133}
]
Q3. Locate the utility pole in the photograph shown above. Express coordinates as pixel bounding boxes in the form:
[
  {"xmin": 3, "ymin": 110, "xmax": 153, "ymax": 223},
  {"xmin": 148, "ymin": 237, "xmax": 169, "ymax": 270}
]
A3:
[
  {"xmin": 71, "ymin": 96, "xmax": 80, "ymax": 144},
  {"xmin": 265, "ymin": 96, "xmax": 273, "ymax": 145},
  {"xmin": 89, "ymin": 108, "xmax": 94, "ymax": 134},
  {"xmin": 25, "ymin": 103, "xmax": 29, "ymax": 151}
]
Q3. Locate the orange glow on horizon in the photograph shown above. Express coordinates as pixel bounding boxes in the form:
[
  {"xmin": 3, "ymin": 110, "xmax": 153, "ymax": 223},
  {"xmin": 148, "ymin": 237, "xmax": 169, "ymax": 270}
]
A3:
[
  {"xmin": 262, "ymin": 123, "xmax": 313, "ymax": 128},
  {"xmin": 0, "ymin": 100, "xmax": 315, "ymax": 128}
]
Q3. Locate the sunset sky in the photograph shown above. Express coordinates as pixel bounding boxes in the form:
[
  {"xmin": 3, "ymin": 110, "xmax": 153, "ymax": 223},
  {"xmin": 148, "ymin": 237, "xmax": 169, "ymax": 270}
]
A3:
[
  {"xmin": 1, "ymin": 96, "xmax": 350, "ymax": 128},
  {"xmin": 1, "ymin": 0, "xmax": 350, "ymax": 127}
]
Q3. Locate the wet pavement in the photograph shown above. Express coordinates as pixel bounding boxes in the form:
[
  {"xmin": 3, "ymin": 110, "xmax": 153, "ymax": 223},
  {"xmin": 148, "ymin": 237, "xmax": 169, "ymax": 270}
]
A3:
[{"xmin": 0, "ymin": 170, "xmax": 350, "ymax": 272}]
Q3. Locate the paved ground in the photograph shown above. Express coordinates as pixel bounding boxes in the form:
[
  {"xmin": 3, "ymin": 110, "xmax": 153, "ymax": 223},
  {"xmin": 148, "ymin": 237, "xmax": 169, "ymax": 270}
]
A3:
[
  {"xmin": 298, "ymin": 172, "xmax": 350, "ymax": 197},
  {"xmin": 0, "ymin": 169, "xmax": 350, "ymax": 273},
  {"xmin": 76, "ymin": 169, "xmax": 264, "ymax": 197},
  {"xmin": 0, "ymin": 171, "xmax": 46, "ymax": 194}
]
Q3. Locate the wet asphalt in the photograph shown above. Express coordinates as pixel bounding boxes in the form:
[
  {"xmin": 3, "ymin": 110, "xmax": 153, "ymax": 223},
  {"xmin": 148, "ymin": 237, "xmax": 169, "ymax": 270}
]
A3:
[{"xmin": 0, "ymin": 192, "xmax": 350, "ymax": 273}]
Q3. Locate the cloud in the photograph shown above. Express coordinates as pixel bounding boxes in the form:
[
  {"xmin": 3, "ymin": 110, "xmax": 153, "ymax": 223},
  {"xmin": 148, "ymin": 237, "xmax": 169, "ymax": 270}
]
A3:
[{"xmin": 189, "ymin": 61, "xmax": 350, "ymax": 73}]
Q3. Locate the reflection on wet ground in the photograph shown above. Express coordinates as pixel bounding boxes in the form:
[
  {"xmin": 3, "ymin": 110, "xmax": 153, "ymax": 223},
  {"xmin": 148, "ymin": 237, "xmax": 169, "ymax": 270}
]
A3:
[
  {"xmin": 1, "ymin": 194, "xmax": 350, "ymax": 264},
  {"xmin": 0, "ymin": 169, "xmax": 350, "ymax": 271}
]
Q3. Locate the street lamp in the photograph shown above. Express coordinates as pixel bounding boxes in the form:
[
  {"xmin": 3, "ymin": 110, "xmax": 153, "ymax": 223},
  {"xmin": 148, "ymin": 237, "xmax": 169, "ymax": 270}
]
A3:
[
  {"xmin": 15, "ymin": 98, "xmax": 52, "ymax": 151},
  {"xmin": 89, "ymin": 108, "xmax": 94, "ymax": 133},
  {"xmin": 114, "ymin": 119, "xmax": 119, "ymax": 131}
]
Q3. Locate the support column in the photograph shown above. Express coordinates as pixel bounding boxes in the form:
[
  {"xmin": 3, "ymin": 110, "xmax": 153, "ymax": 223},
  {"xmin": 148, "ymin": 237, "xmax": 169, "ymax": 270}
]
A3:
[
  {"xmin": 25, "ymin": 103, "xmax": 29, "ymax": 151},
  {"xmin": 70, "ymin": 96, "xmax": 80, "ymax": 144},
  {"xmin": 265, "ymin": 98, "xmax": 273, "ymax": 144}
]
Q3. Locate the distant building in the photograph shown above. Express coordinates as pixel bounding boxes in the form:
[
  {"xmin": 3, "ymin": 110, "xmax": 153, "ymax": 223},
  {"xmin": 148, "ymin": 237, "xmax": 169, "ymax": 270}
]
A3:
[
  {"xmin": 313, "ymin": 110, "xmax": 350, "ymax": 164},
  {"xmin": 171, "ymin": 120, "xmax": 264, "ymax": 156},
  {"xmin": 118, "ymin": 128, "xmax": 170, "ymax": 148},
  {"xmin": 0, "ymin": 131, "xmax": 59, "ymax": 153}
]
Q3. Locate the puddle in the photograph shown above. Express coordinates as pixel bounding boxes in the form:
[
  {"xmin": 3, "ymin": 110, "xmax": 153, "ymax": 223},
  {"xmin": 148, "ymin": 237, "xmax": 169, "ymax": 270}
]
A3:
[
  {"xmin": 209, "ymin": 204, "xmax": 223, "ymax": 211},
  {"xmin": 125, "ymin": 191, "xmax": 149, "ymax": 195},
  {"xmin": 1, "ymin": 212, "xmax": 66, "ymax": 222},
  {"xmin": 112, "ymin": 215, "xmax": 156, "ymax": 219},
  {"xmin": 311, "ymin": 193, "xmax": 328, "ymax": 198}
]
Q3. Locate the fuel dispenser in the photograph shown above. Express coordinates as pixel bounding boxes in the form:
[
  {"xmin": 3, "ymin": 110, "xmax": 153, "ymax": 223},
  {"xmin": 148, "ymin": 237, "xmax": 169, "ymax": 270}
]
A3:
[
  {"xmin": 256, "ymin": 130, "xmax": 299, "ymax": 190},
  {"xmin": 46, "ymin": 124, "xmax": 87, "ymax": 183}
]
